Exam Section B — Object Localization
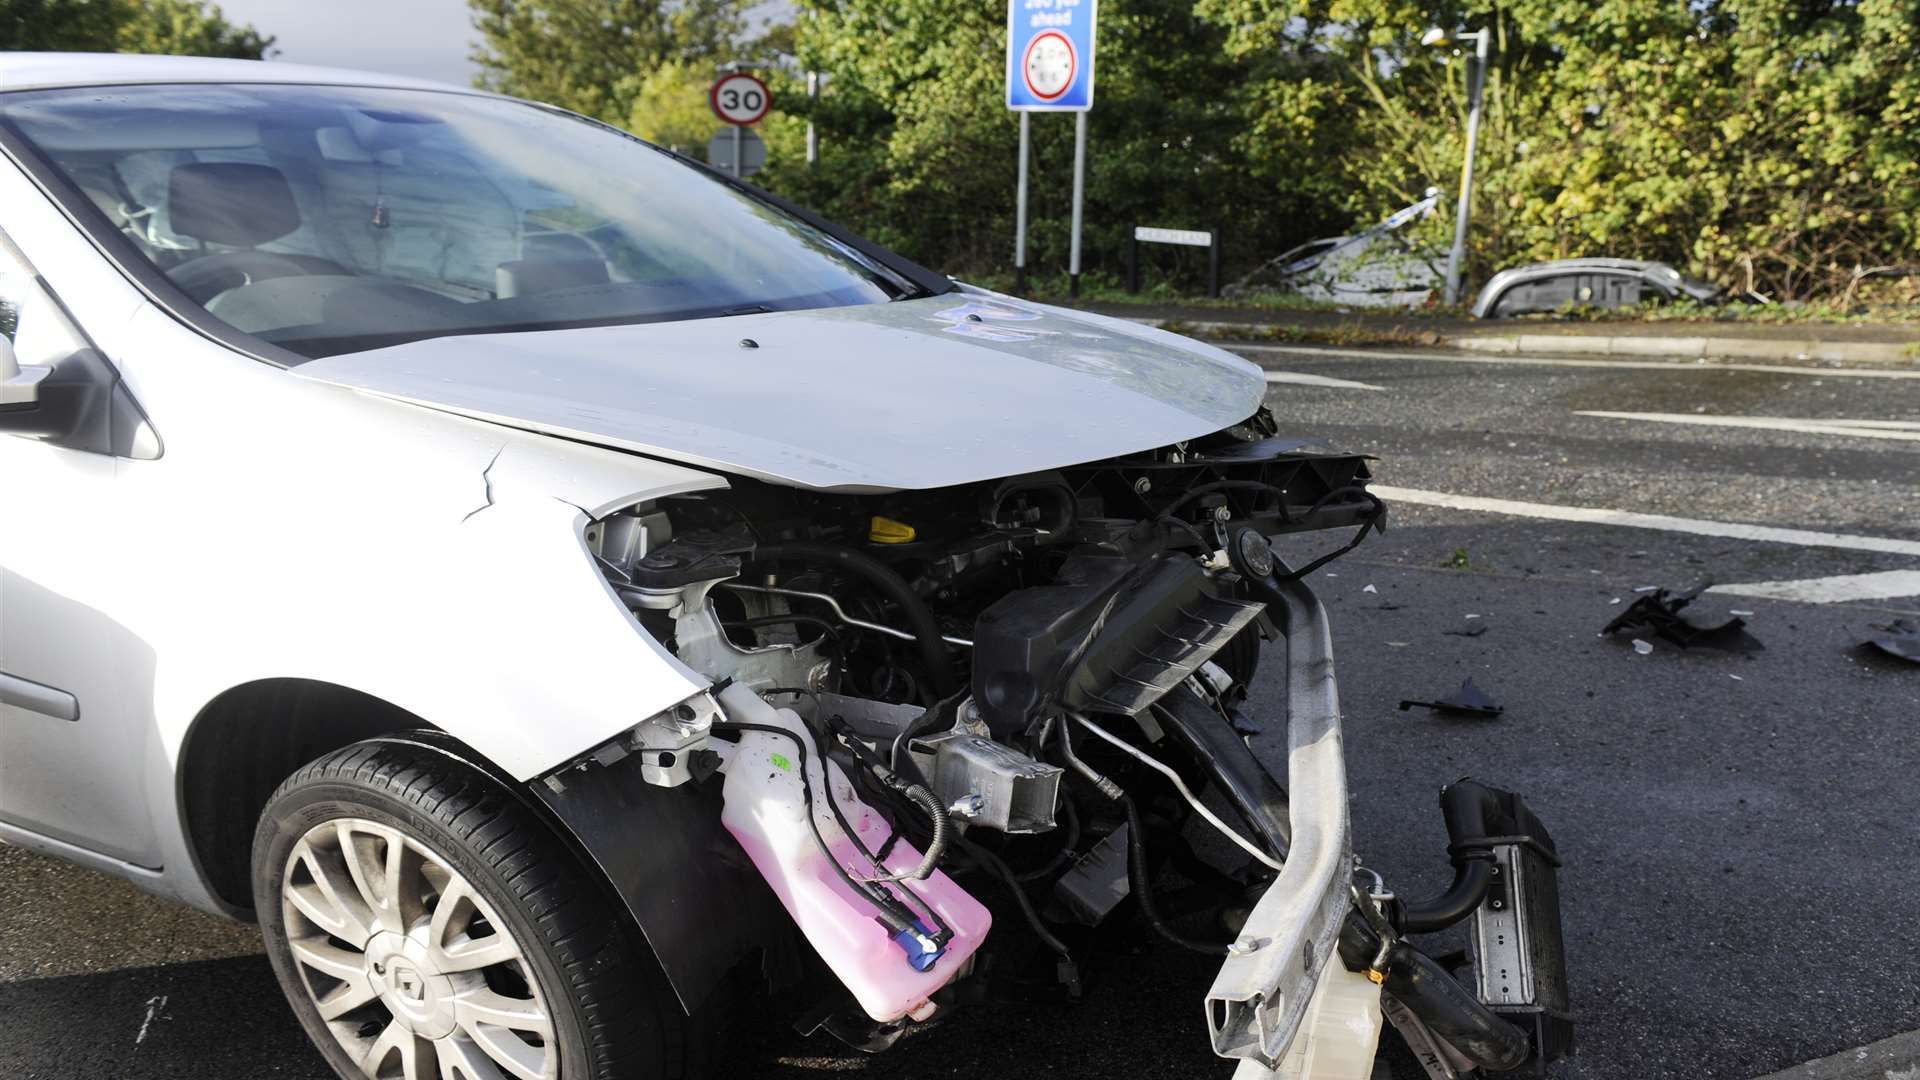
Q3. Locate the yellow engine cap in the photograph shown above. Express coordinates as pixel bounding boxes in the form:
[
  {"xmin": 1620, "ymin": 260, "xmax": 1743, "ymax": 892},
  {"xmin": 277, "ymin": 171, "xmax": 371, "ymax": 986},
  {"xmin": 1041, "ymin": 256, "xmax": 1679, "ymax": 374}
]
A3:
[{"xmin": 869, "ymin": 515, "xmax": 917, "ymax": 544}]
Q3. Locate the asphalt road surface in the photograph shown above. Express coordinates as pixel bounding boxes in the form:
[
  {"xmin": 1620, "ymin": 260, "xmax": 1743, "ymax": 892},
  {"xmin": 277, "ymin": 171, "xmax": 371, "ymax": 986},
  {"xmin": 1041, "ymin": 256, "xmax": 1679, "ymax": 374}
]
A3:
[{"xmin": 4, "ymin": 344, "xmax": 1917, "ymax": 1080}]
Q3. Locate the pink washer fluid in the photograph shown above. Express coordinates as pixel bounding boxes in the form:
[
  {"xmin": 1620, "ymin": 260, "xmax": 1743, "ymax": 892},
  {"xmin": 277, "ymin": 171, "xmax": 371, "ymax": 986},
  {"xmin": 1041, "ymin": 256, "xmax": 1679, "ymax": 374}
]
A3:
[{"xmin": 717, "ymin": 685, "xmax": 992, "ymax": 1023}]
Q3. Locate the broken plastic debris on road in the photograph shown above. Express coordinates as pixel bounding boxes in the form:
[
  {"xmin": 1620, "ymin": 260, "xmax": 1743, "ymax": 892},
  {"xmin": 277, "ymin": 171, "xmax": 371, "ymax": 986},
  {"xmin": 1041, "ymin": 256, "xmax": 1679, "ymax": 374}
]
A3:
[
  {"xmin": 1860, "ymin": 619, "xmax": 1920, "ymax": 665},
  {"xmin": 1603, "ymin": 583, "xmax": 1765, "ymax": 653},
  {"xmin": 1399, "ymin": 677, "xmax": 1505, "ymax": 718}
]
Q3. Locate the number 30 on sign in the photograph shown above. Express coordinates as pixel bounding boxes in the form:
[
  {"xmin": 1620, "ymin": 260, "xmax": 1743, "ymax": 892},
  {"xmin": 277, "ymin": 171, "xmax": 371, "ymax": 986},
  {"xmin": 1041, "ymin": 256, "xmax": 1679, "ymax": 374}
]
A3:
[{"xmin": 710, "ymin": 73, "xmax": 771, "ymax": 126}]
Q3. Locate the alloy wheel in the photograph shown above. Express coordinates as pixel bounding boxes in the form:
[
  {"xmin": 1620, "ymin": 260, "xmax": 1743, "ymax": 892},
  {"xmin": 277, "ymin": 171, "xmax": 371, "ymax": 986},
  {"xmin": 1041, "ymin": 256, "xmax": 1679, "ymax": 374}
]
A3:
[{"xmin": 280, "ymin": 817, "xmax": 557, "ymax": 1080}]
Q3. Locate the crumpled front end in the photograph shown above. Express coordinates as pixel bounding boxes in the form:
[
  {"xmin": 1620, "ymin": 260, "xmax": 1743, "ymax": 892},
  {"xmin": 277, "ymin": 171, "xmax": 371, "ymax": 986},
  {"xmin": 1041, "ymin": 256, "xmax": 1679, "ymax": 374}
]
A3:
[{"xmin": 529, "ymin": 406, "xmax": 1571, "ymax": 1075}]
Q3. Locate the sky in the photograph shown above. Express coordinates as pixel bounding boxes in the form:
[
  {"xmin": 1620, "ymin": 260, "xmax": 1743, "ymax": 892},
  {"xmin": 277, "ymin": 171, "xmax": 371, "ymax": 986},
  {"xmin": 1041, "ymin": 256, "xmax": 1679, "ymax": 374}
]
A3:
[
  {"xmin": 212, "ymin": 0, "xmax": 477, "ymax": 85},
  {"xmin": 211, "ymin": 0, "xmax": 795, "ymax": 87}
]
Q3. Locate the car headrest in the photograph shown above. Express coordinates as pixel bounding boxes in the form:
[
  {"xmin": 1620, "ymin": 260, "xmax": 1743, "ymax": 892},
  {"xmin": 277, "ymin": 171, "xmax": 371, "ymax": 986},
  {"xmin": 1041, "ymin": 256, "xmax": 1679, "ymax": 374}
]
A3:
[
  {"xmin": 168, "ymin": 162, "xmax": 300, "ymax": 246},
  {"xmin": 495, "ymin": 257, "xmax": 611, "ymax": 299},
  {"xmin": 523, "ymin": 232, "xmax": 599, "ymax": 261}
]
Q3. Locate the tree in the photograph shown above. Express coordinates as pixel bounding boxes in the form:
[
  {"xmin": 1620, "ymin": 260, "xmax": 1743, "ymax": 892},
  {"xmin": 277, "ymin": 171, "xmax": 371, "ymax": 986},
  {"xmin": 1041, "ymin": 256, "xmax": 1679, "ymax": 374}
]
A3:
[
  {"xmin": 742, "ymin": 0, "xmax": 1919, "ymax": 300},
  {"xmin": 759, "ymin": 0, "xmax": 1356, "ymax": 287},
  {"xmin": 2, "ymin": 0, "xmax": 271, "ymax": 57},
  {"xmin": 116, "ymin": 0, "xmax": 272, "ymax": 57},
  {"xmin": 1198, "ymin": 0, "xmax": 1920, "ymax": 299},
  {"xmin": 623, "ymin": 60, "xmax": 723, "ymax": 155},
  {"xmin": 2, "ymin": 0, "xmax": 115, "ymax": 49},
  {"xmin": 470, "ymin": 0, "xmax": 744, "ymax": 125}
]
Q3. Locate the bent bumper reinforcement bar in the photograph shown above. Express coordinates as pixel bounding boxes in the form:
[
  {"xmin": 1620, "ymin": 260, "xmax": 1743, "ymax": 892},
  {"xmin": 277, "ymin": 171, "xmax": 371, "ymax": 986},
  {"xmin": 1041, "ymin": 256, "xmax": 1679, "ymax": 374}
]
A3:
[{"xmin": 1204, "ymin": 575, "xmax": 1353, "ymax": 1069}]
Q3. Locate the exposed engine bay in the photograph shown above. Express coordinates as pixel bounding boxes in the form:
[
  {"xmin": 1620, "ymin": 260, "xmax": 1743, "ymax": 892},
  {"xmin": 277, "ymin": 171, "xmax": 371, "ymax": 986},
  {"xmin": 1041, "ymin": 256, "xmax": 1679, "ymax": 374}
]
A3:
[
  {"xmin": 607, "ymin": 407, "xmax": 1377, "ymax": 711},
  {"xmin": 537, "ymin": 407, "xmax": 1571, "ymax": 1077}
]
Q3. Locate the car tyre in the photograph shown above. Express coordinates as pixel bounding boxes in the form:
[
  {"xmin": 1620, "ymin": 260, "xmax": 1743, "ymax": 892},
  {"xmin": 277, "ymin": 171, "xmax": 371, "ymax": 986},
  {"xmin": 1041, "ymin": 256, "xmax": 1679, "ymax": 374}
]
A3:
[{"xmin": 254, "ymin": 735, "xmax": 695, "ymax": 1080}]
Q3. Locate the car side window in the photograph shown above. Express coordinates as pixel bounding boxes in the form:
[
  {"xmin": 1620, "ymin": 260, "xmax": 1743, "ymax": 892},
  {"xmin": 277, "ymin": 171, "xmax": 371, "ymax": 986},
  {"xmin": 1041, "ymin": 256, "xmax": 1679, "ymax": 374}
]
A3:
[{"xmin": 0, "ymin": 227, "xmax": 89, "ymax": 367}]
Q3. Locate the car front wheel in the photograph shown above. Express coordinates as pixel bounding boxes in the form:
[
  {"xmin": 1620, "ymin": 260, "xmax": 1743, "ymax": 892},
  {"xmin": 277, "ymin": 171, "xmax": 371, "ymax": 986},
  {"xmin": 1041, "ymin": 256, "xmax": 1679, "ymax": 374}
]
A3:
[{"xmin": 253, "ymin": 736, "xmax": 684, "ymax": 1080}]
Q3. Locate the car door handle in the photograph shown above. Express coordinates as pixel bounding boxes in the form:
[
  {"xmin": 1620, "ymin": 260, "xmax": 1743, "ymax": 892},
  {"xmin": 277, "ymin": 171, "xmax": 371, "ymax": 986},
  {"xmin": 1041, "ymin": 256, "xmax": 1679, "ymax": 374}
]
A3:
[{"xmin": 0, "ymin": 671, "xmax": 79, "ymax": 721}]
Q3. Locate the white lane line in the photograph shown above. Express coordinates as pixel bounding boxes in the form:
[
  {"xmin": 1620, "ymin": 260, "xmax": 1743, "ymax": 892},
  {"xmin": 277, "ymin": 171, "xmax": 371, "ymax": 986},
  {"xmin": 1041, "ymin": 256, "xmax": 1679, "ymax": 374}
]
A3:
[
  {"xmin": 1229, "ymin": 343, "xmax": 1920, "ymax": 380},
  {"xmin": 135, "ymin": 994, "xmax": 167, "ymax": 1046},
  {"xmin": 1263, "ymin": 370, "xmax": 1385, "ymax": 391},
  {"xmin": 1708, "ymin": 570, "xmax": 1920, "ymax": 604},
  {"xmin": 1810, "ymin": 419, "xmax": 1920, "ymax": 430},
  {"xmin": 1371, "ymin": 484, "xmax": 1920, "ymax": 557},
  {"xmin": 1577, "ymin": 411, "xmax": 1920, "ymax": 441}
]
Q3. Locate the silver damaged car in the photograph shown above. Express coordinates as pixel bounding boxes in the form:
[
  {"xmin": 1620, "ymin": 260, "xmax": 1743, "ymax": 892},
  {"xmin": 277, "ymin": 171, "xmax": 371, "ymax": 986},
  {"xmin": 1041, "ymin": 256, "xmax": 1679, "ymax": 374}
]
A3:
[{"xmin": 0, "ymin": 54, "xmax": 1571, "ymax": 1080}]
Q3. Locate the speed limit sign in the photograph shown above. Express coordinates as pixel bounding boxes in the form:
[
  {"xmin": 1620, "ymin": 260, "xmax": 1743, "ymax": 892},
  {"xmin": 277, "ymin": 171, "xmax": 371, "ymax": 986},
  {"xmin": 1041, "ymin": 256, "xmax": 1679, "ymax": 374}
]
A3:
[{"xmin": 710, "ymin": 73, "xmax": 771, "ymax": 126}]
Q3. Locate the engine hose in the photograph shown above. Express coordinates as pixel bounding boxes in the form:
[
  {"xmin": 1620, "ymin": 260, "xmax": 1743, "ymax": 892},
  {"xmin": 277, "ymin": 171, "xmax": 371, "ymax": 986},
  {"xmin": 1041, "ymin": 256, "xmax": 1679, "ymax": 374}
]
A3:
[
  {"xmin": 951, "ymin": 834, "xmax": 1073, "ymax": 960},
  {"xmin": 1122, "ymin": 796, "xmax": 1232, "ymax": 956},
  {"xmin": 809, "ymin": 719, "xmax": 956, "ymax": 938},
  {"xmin": 1055, "ymin": 716, "xmax": 1124, "ymax": 801},
  {"xmin": 1076, "ymin": 711, "xmax": 1282, "ymax": 872},
  {"xmin": 1395, "ymin": 779, "xmax": 1511, "ymax": 934},
  {"xmin": 1050, "ymin": 714, "xmax": 1232, "ymax": 952},
  {"xmin": 1152, "ymin": 693, "xmax": 1291, "ymax": 859},
  {"xmin": 871, "ymin": 783, "xmax": 947, "ymax": 883},
  {"xmin": 888, "ymin": 691, "xmax": 960, "ymax": 787},
  {"xmin": 751, "ymin": 541, "xmax": 958, "ymax": 697},
  {"xmin": 722, "ymin": 614, "xmax": 840, "ymax": 645},
  {"xmin": 1338, "ymin": 915, "xmax": 1531, "ymax": 1071},
  {"xmin": 823, "ymin": 711, "xmax": 946, "ymax": 880},
  {"xmin": 1014, "ymin": 796, "xmax": 1081, "ymax": 882},
  {"xmin": 710, "ymin": 720, "xmax": 919, "ymax": 937}
]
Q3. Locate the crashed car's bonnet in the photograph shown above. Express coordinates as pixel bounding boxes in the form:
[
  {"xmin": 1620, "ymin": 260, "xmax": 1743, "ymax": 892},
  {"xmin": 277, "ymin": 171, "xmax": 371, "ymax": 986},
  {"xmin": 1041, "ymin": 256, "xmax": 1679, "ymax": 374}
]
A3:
[{"xmin": 294, "ymin": 294, "xmax": 1267, "ymax": 491}]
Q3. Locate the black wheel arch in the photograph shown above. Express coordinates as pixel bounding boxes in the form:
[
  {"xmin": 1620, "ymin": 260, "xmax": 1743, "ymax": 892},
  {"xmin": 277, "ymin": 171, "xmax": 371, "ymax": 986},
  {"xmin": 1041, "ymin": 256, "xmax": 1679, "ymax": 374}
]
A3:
[
  {"xmin": 179, "ymin": 677, "xmax": 431, "ymax": 916},
  {"xmin": 178, "ymin": 678, "xmax": 790, "ymax": 1017},
  {"xmin": 250, "ymin": 734, "xmax": 690, "ymax": 1080}
]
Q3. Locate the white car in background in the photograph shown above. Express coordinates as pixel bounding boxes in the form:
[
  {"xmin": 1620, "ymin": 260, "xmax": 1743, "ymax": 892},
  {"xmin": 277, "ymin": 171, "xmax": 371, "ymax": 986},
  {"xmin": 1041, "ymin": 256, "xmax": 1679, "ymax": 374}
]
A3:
[{"xmin": 0, "ymin": 54, "xmax": 1567, "ymax": 1080}]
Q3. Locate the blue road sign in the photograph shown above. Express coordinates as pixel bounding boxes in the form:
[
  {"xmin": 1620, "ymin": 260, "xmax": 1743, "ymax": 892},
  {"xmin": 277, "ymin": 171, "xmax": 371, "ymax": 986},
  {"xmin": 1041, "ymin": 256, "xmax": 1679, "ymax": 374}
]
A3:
[{"xmin": 1006, "ymin": 0, "xmax": 1097, "ymax": 112}]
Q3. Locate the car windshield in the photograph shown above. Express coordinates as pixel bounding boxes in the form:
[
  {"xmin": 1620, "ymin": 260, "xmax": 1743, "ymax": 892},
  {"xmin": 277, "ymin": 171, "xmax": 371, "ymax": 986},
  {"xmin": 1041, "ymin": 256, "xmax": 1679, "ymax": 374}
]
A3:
[{"xmin": 0, "ymin": 83, "xmax": 917, "ymax": 360}]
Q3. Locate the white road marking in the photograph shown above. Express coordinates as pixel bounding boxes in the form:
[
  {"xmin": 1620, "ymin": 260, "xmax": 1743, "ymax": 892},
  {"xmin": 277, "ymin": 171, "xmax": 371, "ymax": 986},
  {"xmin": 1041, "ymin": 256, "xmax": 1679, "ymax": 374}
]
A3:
[
  {"xmin": 136, "ymin": 994, "xmax": 167, "ymax": 1046},
  {"xmin": 1708, "ymin": 571, "xmax": 1920, "ymax": 604},
  {"xmin": 1371, "ymin": 484, "xmax": 1920, "ymax": 557},
  {"xmin": 1577, "ymin": 411, "xmax": 1920, "ymax": 441},
  {"xmin": 1230, "ymin": 343, "xmax": 1920, "ymax": 380},
  {"xmin": 1262, "ymin": 369, "xmax": 1384, "ymax": 391}
]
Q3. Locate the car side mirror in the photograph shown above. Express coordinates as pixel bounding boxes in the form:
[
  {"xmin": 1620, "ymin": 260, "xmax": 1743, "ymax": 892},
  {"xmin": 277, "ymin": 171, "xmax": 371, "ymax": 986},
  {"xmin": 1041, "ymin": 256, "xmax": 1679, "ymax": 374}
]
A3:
[{"xmin": 0, "ymin": 335, "xmax": 52, "ymax": 409}]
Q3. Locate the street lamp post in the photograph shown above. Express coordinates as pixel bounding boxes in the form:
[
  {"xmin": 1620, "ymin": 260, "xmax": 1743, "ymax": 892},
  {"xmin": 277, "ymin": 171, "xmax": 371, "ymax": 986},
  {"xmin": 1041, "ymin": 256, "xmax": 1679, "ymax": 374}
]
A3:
[
  {"xmin": 1423, "ymin": 26, "xmax": 1491, "ymax": 308},
  {"xmin": 806, "ymin": 71, "xmax": 819, "ymax": 167}
]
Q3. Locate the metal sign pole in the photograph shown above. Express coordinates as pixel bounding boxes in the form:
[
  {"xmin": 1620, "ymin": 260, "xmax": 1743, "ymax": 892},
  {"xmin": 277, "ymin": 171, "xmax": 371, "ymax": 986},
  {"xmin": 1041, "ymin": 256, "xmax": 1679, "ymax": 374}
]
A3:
[
  {"xmin": 806, "ymin": 71, "xmax": 819, "ymax": 167},
  {"xmin": 1443, "ymin": 31, "xmax": 1489, "ymax": 307},
  {"xmin": 1069, "ymin": 110, "xmax": 1086, "ymax": 298},
  {"xmin": 1125, "ymin": 225, "xmax": 1139, "ymax": 293},
  {"xmin": 711, "ymin": 67, "xmax": 769, "ymax": 179},
  {"xmin": 1007, "ymin": 0, "xmax": 1096, "ymax": 297},
  {"xmin": 1208, "ymin": 227, "xmax": 1221, "ymax": 298},
  {"xmin": 1015, "ymin": 112, "xmax": 1030, "ymax": 295}
]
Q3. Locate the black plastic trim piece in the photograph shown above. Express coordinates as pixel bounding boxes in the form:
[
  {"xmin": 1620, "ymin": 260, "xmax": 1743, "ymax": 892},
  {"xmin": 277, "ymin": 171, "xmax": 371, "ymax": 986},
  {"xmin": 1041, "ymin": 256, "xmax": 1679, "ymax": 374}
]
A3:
[
  {"xmin": 532, "ymin": 745, "xmax": 790, "ymax": 1015},
  {"xmin": 0, "ymin": 225, "xmax": 141, "ymax": 456}
]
